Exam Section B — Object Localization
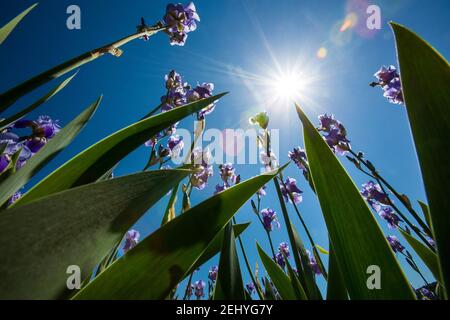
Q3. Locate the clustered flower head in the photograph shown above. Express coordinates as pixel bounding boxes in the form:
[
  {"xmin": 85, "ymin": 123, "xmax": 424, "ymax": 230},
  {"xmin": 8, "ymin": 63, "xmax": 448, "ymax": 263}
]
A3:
[
  {"xmin": 261, "ymin": 208, "xmax": 280, "ymax": 232},
  {"xmin": 163, "ymin": 2, "xmax": 200, "ymax": 46},
  {"xmin": 167, "ymin": 135, "xmax": 184, "ymax": 159},
  {"xmin": 260, "ymin": 150, "xmax": 278, "ymax": 172},
  {"xmin": 190, "ymin": 147, "xmax": 213, "ymax": 190},
  {"xmin": 372, "ymin": 65, "xmax": 404, "ymax": 105},
  {"xmin": 208, "ymin": 265, "xmax": 218, "ymax": 282},
  {"xmin": 386, "ymin": 235, "xmax": 405, "ymax": 253},
  {"xmin": 419, "ymin": 287, "xmax": 436, "ymax": 300},
  {"xmin": 123, "ymin": 229, "xmax": 140, "ymax": 253},
  {"xmin": 280, "ymin": 177, "xmax": 303, "ymax": 204},
  {"xmin": 307, "ymin": 250, "xmax": 322, "ymax": 275},
  {"xmin": 193, "ymin": 280, "xmax": 205, "ymax": 299},
  {"xmin": 0, "ymin": 116, "xmax": 60, "ymax": 174},
  {"xmin": 214, "ymin": 163, "xmax": 240, "ymax": 194},
  {"xmin": 187, "ymin": 83, "xmax": 216, "ymax": 120},
  {"xmin": 288, "ymin": 147, "xmax": 308, "ymax": 172},
  {"xmin": 257, "ymin": 185, "xmax": 267, "ymax": 197},
  {"xmin": 360, "ymin": 181, "xmax": 402, "ymax": 229},
  {"xmin": 275, "ymin": 242, "xmax": 290, "ymax": 269},
  {"xmin": 317, "ymin": 114, "xmax": 350, "ymax": 155},
  {"xmin": 246, "ymin": 282, "xmax": 255, "ymax": 294}
]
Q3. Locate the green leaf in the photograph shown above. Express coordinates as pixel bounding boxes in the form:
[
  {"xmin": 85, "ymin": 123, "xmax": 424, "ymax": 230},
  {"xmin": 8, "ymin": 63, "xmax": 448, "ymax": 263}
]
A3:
[
  {"xmin": 284, "ymin": 254, "xmax": 308, "ymax": 300},
  {"xmin": 0, "ymin": 96, "xmax": 102, "ymax": 206},
  {"xmin": 0, "ymin": 72, "xmax": 78, "ymax": 131},
  {"xmin": 291, "ymin": 225, "xmax": 322, "ymax": 300},
  {"xmin": 399, "ymin": 229, "xmax": 442, "ymax": 285},
  {"xmin": 256, "ymin": 242, "xmax": 297, "ymax": 300},
  {"xmin": 295, "ymin": 104, "xmax": 415, "ymax": 299},
  {"xmin": 16, "ymin": 94, "xmax": 227, "ymax": 206},
  {"xmin": 214, "ymin": 222, "xmax": 246, "ymax": 300},
  {"xmin": 161, "ymin": 183, "xmax": 179, "ymax": 226},
  {"xmin": 326, "ymin": 244, "xmax": 348, "ymax": 300},
  {"xmin": 73, "ymin": 169, "xmax": 279, "ymax": 299},
  {"xmin": 0, "ymin": 3, "xmax": 38, "ymax": 46},
  {"xmin": 185, "ymin": 223, "xmax": 251, "ymax": 276},
  {"xmin": 418, "ymin": 201, "xmax": 433, "ymax": 232},
  {"xmin": 316, "ymin": 245, "xmax": 329, "ymax": 255},
  {"xmin": 391, "ymin": 22, "xmax": 450, "ymax": 297},
  {"xmin": 0, "ymin": 169, "xmax": 190, "ymax": 299}
]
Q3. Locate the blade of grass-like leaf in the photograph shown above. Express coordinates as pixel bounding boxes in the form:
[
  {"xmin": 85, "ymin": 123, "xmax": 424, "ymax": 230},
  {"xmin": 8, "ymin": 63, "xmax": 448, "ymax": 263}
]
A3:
[
  {"xmin": 291, "ymin": 225, "xmax": 322, "ymax": 300},
  {"xmin": 73, "ymin": 169, "xmax": 280, "ymax": 299},
  {"xmin": 161, "ymin": 183, "xmax": 179, "ymax": 225},
  {"xmin": 326, "ymin": 244, "xmax": 348, "ymax": 300},
  {"xmin": 15, "ymin": 94, "xmax": 226, "ymax": 206},
  {"xmin": 399, "ymin": 229, "xmax": 442, "ymax": 285},
  {"xmin": 0, "ymin": 96, "xmax": 102, "ymax": 206},
  {"xmin": 296, "ymin": 104, "xmax": 415, "ymax": 299},
  {"xmin": 418, "ymin": 201, "xmax": 433, "ymax": 233},
  {"xmin": 0, "ymin": 169, "xmax": 190, "ymax": 299},
  {"xmin": 0, "ymin": 72, "xmax": 78, "ymax": 131},
  {"xmin": 185, "ymin": 223, "xmax": 250, "ymax": 276},
  {"xmin": 284, "ymin": 254, "xmax": 308, "ymax": 300},
  {"xmin": 256, "ymin": 242, "xmax": 297, "ymax": 300},
  {"xmin": 391, "ymin": 22, "xmax": 450, "ymax": 297},
  {"xmin": 214, "ymin": 222, "xmax": 246, "ymax": 300},
  {"xmin": 0, "ymin": 3, "xmax": 38, "ymax": 46}
]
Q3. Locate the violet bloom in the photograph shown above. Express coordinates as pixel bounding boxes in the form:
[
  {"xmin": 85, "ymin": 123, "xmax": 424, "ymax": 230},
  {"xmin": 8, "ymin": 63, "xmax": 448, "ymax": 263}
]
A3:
[
  {"xmin": 317, "ymin": 114, "xmax": 351, "ymax": 155},
  {"xmin": 378, "ymin": 207, "xmax": 401, "ymax": 229},
  {"xmin": 123, "ymin": 229, "xmax": 140, "ymax": 253},
  {"xmin": 387, "ymin": 235, "xmax": 405, "ymax": 253},
  {"xmin": 260, "ymin": 150, "xmax": 278, "ymax": 172},
  {"xmin": 307, "ymin": 250, "xmax": 322, "ymax": 275},
  {"xmin": 190, "ymin": 148, "xmax": 213, "ymax": 190},
  {"xmin": 374, "ymin": 65, "xmax": 399, "ymax": 84},
  {"xmin": 246, "ymin": 282, "xmax": 255, "ymax": 294},
  {"xmin": 361, "ymin": 181, "xmax": 391, "ymax": 206},
  {"xmin": 288, "ymin": 147, "xmax": 307, "ymax": 171},
  {"xmin": 35, "ymin": 116, "xmax": 60, "ymax": 139},
  {"xmin": 275, "ymin": 252, "xmax": 286, "ymax": 269},
  {"xmin": 193, "ymin": 280, "xmax": 205, "ymax": 299},
  {"xmin": 167, "ymin": 135, "xmax": 184, "ymax": 159},
  {"xmin": 280, "ymin": 177, "xmax": 303, "ymax": 204},
  {"xmin": 219, "ymin": 163, "xmax": 238, "ymax": 186},
  {"xmin": 214, "ymin": 184, "xmax": 227, "ymax": 195},
  {"xmin": 257, "ymin": 185, "xmax": 267, "ymax": 197},
  {"xmin": 208, "ymin": 265, "xmax": 218, "ymax": 282},
  {"xmin": 278, "ymin": 242, "xmax": 290, "ymax": 258},
  {"xmin": 0, "ymin": 154, "xmax": 10, "ymax": 173},
  {"xmin": 163, "ymin": 2, "xmax": 200, "ymax": 46},
  {"xmin": 427, "ymin": 237, "xmax": 436, "ymax": 249},
  {"xmin": 419, "ymin": 288, "xmax": 436, "ymax": 300},
  {"xmin": 372, "ymin": 65, "xmax": 404, "ymax": 105},
  {"xmin": 187, "ymin": 83, "xmax": 216, "ymax": 119},
  {"xmin": 261, "ymin": 208, "xmax": 280, "ymax": 232}
]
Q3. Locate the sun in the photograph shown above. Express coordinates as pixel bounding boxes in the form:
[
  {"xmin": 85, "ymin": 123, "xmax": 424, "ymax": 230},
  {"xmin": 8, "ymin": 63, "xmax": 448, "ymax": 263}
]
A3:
[{"xmin": 271, "ymin": 72, "xmax": 305, "ymax": 101}]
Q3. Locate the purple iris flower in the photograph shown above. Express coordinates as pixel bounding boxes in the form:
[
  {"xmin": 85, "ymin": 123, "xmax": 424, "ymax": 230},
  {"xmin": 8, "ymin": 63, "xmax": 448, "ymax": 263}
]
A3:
[
  {"xmin": 187, "ymin": 83, "xmax": 216, "ymax": 119},
  {"xmin": 387, "ymin": 235, "xmax": 405, "ymax": 253},
  {"xmin": 427, "ymin": 237, "xmax": 436, "ymax": 249},
  {"xmin": 261, "ymin": 208, "xmax": 280, "ymax": 232},
  {"xmin": 378, "ymin": 207, "xmax": 401, "ymax": 229},
  {"xmin": 246, "ymin": 282, "xmax": 255, "ymax": 294},
  {"xmin": 123, "ymin": 229, "xmax": 140, "ymax": 253},
  {"xmin": 163, "ymin": 2, "xmax": 200, "ymax": 46},
  {"xmin": 307, "ymin": 250, "xmax": 322, "ymax": 275},
  {"xmin": 278, "ymin": 242, "xmax": 290, "ymax": 258},
  {"xmin": 0, "ymin": 154, "xmax": 10, "ymax": 173},
  {"xmin": 275, "ymin": 252, "xmax": 286, "ymax": 269},
  {"xmin": 361, "ymin": 181, "xmax": 391, "ymax": 206},
  {"xmin": 167, "ymin": 135, "xmax": 184, "ymax": 159},
  {"xmin": 374, "ymin": 65, "xmax": 399, "ymax": 84},
  {"xmin": 372, "ymin": 65, "xmax": 404, "ymax": 105},
  {"xmin": 280, "ymin": 177, "xmax": 303, "ymax": 204},
  {"xmin": 214, "ymin": 184, "xmax": 227, "ymax": 194},
  {"xmin": 257, "ymin": 185, "xmax": 267, "ymax": 197},
  {"xmin": 288, "ymin": 147, "xmax": 307, "ymax": 171},
  {"xmin": 35, "ymin": 116, "xmax": 60, "ymax": 139},
  {"xmin": 208, "ymin": 265, "xmax": 218, "ymax": 282},
  {"xmin": 419, "ymin": 288, "xmax": 436, "ymax": 300},
  {"xmin": 190, "ymin": 148, "xmax": 213, "ymax": 190},
  {"xmin": 193, "ymin": 280, "xmax": 205, "ymax": 299},
  {"xmin": 317, "ymin": 114, "xmax": 351, "ymax": 155}
]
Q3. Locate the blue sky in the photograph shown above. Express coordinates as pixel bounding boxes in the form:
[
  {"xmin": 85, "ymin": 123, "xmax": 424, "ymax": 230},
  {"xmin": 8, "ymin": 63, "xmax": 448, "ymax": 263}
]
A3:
[{"xmin": 1, "ymin": 0, "xmax": 450, "ymax": 298}]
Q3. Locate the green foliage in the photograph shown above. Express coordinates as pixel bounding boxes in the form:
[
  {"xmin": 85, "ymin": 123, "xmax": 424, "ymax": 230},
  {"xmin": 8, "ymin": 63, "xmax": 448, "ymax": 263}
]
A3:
[
  {"xmin": 73, "ymin": 170, "xmax": 279, "ymax": 299},
  {"xmin": 0, "ymin": 96, "xmax": 102, "ymax": 206},
  {"xmin": 391, "ymin": 23, "xmax": 450, "ymax": 297},
  {"xmin": 0, "ymin": 170, "xmax": 190, "ymax": 299},
  {"xmin": 296, "ymin": 104, "xmax": 415, "ymax": 299},
  {"xmin": 0, "ymin": 3, "xmax": 38, "ymax": 46}
]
